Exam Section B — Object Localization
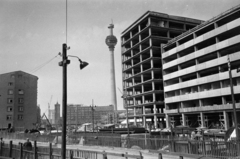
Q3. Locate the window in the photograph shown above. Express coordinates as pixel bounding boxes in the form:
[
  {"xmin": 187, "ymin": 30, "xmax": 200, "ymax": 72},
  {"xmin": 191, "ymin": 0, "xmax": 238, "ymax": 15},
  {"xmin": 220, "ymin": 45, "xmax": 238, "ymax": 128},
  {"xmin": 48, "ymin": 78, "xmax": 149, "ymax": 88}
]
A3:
[
  {"xmin": 8, "ymin": 89, "xmax": 13, "ymax": 95},
  {"xmin": 18, "ymin": 106, "xmax": 24, "ymax": 112},
  {"xmin": 18, "ymin": 98, "xmax": 24, "ymax": 104},
  {"xmin": 7, "ymin": 98, "xmax": 13, "ymax": 104},
  {"xmin": 8, "ymin": 82, "xmax": 13, "ymax": 86},
  {"xmin": 18, "ymin": 75, "xmax": 22, "ymax": 78},
  {"xmin": 6, "ymin": 115, "xmax": 12, "ymax": 120},
  {"xmin": 11, "ymin": 75, "xmax": 15, "ymax": 78},
  {"xmin": 18, "ymin": 115, "xmax": 23, "ymax": 120},
  {"xmin": 7, "ymin": 107, "xmax": 13, "ymax": 112},
  {"xmin": 18, "ymin": 89, "xmax": 24, "ymax": 95}
]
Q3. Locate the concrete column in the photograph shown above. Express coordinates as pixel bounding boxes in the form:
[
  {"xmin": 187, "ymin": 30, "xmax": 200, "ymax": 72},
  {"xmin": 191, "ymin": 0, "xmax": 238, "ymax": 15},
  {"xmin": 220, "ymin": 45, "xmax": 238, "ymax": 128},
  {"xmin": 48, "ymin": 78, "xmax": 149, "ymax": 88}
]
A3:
[
  {"xmin": 167, "ymin": 31, "xmax": 170, "ymax": 38},
  {"xmin": 130, "ymin": 31, "xmax": 133, "ymax": 39},
  {"xmin": 143, "ymin": 106, "xmax": 146, "ymax": 127},
  {"xmin": 152, "ymin": 81, "xmax": 155, "ymax": 91},
  {"xmin": 149, "ymin": 38, "xmax": 152, "ymax": 48},
  {"xmin": 149, "ymin": 27, "xmax": 152, "ymax": 36},
  {"xmin": 221, "ymin": 96, "xmax": 225, "ymax": 105},
  {"xmin": 134, "ymin": 116, "xmax": 137, "ymax": 126},
  {"xmin": 130, "ymin": 39, "xmax": 133, "ymax": 48},
  {"xmin": 151, "ymin": 70, "xmax": 154, "ymax": 79},
  {"xmin": 153, "ymin": 103, "xmax": 157, "ymax": 114},
  {"xmin": 223, "ymin": 111, "xmax": 229, "ymax": 130},
  {"xmin": 200, "ymin": 112, "xmax": 205, "ymax": 127},
  {"xmin": 193, "ymin": 32, "xmax": 197, "ymax": 39},
  {"xmin": 182, "ymin": 114, "xmax": 186, "ymax": 126},
  {"xmin": 154, "ymin": 114, "xmax": 157, "ymax": 128},
  {"xmin": 138, "ymin": 24, "xmax": 141, "ymax": 33},
  {"xmin": 178, "ymin": 65, "xmax": 181, "ymax": 71},
  {"xmin": 180, "ymin": 102, "xmax": 183, "ymax": 109},
  {"xmin": 139, "ymin": 43, "xmax": 142, "ymax": 52},
  {"xmin": 133, "ymin": 107, "xmax": 136, "ymax": 115},
  {"xmin": 140, "ymin": 53, "xmax": 143, "ymax": 63},
  {"xmin": 176, "ymin": 41, "xmax": 179, "ymax": 46},
  {"xmin": 166, "ymin": 114, "xmax": 170, "ymax": 128},
  {"xmin": 132, "ymin": 77, "xmax": 135, "ymax": 87},
  {"xmin": 133, "ymin": 95, "xmax": 136, "ymax": 105},
  {"xmin": 141, "ymin": 83, "xmax": 144, "ymax": 94}
]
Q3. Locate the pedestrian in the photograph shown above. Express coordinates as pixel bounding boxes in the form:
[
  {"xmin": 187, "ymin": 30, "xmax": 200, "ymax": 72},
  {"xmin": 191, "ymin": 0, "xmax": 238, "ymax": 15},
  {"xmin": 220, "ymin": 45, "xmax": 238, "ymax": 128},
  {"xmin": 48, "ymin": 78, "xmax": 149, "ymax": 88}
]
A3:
[
  {"xmin": 191, "ymin": 131, "xmax": 196, "ymax": 140},
  {"xmin": 0, "ymin": 137, "xmax": 4, "ymax": 146},
  {"xmin": 23, "ymin": 138, "xmax": 33, "ymax": 159}
]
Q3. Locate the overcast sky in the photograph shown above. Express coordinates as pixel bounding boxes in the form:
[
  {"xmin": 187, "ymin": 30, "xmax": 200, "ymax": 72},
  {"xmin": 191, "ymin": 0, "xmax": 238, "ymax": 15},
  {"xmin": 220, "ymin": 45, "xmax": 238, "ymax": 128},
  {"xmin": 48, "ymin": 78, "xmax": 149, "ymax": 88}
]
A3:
[{"xmin": 0, "ymin": 0, "xmax": 240, "ymax": 115}]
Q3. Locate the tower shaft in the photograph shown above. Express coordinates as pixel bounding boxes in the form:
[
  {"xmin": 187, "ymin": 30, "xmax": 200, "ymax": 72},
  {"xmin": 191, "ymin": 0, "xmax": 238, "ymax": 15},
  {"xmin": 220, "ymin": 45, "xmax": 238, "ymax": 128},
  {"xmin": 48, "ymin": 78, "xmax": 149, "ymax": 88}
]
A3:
[{"xmin": 105, "ymin": 23, "xmax": 118, "ymax": 111}]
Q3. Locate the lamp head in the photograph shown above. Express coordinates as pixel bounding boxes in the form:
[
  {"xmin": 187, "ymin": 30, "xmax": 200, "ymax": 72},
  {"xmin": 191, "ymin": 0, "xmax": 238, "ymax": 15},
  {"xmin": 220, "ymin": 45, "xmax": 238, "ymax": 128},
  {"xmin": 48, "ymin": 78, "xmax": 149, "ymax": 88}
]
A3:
[{"xmin": 80, "ymin": 61, "xmax": 89, "ymax": 70}]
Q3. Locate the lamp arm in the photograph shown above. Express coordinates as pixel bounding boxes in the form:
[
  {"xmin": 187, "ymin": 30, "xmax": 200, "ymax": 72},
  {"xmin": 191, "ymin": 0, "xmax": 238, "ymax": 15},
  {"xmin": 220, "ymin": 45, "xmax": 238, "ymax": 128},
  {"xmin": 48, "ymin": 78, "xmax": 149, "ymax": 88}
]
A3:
[{"xmin": 67, "ymin": 55, "xmax": 82, "ymax": 62}]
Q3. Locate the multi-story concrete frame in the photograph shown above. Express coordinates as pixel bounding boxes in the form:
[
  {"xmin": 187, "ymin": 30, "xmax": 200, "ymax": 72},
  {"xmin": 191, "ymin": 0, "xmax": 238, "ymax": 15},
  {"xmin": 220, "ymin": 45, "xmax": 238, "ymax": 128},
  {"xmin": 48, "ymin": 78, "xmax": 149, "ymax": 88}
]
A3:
[
  {"xmin": 0, "ymin": 71, "xmax": 38, "ymax": 130},
  {"xmin": 162, "ymin": 5, "xmax": 240, "ymax": 130},
  {"xmin": 121, "ymin": 11, "xmax": 203, "ymax": 128}
]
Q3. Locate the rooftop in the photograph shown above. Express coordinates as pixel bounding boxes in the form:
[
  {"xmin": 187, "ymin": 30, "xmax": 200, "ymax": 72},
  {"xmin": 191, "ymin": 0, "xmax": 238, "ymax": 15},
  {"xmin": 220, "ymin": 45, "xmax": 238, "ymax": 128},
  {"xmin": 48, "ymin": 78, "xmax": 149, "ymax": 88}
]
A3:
[{"xmin": 164, "ymin": 3, "xmax": 240, "ymax": 48}]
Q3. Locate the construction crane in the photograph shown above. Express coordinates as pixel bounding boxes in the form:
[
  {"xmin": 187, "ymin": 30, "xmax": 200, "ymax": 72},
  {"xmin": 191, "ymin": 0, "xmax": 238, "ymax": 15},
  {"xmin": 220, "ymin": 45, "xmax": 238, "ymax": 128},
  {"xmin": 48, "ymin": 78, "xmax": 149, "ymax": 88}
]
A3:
[
  {"xmin": 48, "ymin": 95, "xmax": 53, "ymax": 119},
  {"xmin": 37, "ymin": 95, "xmax": 53, "ymax": 131},
  {"xmin": 41, "ymin": 113, "xmax": 52, "ymax": 131}
]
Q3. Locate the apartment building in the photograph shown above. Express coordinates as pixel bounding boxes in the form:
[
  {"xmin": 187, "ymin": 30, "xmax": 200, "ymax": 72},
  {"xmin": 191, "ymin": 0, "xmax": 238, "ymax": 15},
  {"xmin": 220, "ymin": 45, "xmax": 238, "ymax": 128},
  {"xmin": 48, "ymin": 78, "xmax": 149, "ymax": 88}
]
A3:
[
  {"xmin": 0, "ymin": 71, "xmax": 38, "ymax": 130},
  {"xmin": 121, "ymin": 11, "xmax": 203, "ymax": 128},
  {"xmin": 67, "ymin": 104, "xmax": 114, "ymax": 125},
  {"xmin": 162, "ymin": 5, "xmax": 240, "ymax": 130}
]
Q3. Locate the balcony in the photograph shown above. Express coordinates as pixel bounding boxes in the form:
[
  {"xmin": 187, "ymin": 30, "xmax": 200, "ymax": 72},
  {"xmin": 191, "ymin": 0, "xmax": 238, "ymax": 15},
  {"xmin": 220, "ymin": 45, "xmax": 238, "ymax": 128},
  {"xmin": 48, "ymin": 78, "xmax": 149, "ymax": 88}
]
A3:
[
  {"xmin": 165, "ymin": 102, "xmax": 240, "ymax": 114},
  {"xmin": 162, "ymin": 17, "xmax": 240, "ymax": 59},
  {"xmin": 164, "ymin": 68, "xmax": 240, "ymax": 93}
]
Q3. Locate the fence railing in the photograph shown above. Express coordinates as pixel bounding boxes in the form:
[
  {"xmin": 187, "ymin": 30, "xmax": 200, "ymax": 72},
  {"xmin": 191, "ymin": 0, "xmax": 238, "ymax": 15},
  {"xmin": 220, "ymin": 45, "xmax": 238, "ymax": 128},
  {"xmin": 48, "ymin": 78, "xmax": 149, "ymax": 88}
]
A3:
[
  {"xmin": 1, "ymin": 131, "xmax": 240, "ymax": 159},
  {"xmin": 0, "ymin": 140, "xmax": 143, "ymax": 159},
  {"xmin": 84, "ymin": 135, "xmax": 240, "ymax": 159}
]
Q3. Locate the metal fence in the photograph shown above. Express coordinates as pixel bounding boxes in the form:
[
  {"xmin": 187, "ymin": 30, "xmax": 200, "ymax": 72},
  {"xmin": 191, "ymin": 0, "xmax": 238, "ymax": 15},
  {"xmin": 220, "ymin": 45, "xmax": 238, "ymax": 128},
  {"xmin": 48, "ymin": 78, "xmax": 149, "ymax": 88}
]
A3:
[
  {"xmin": 0, "ymin": 140, "xmax": 143, "ymax": 159},
  {"xmin": 2, "ymin": 132, "xmax": 240, "ymax": 159},
  {"xmin": 83, "ymin": 135, "xmax": 240, "ymax": 159}
]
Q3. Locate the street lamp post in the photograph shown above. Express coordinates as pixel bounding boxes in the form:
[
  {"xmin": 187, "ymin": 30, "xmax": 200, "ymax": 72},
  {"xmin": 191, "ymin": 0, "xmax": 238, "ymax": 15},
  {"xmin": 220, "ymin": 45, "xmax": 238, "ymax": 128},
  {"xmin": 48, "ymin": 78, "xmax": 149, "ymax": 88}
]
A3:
[
  {"xmin": 122, "ymin": 92, "xmax": 130, "ymax": 148},
  {"xmin": 59, "ymin": 43, "xmax": 88, "ymax": 159},
  {"xmin": 60, "ymin": 43, "xmax": 68, "ymax": 159},
  {"xmin": 90, "ymin": 99, "xmax": 96, "ymax": 132},
  {"xmin": 227, "ymin": 54, "xmax": 239, "ymax": 143}
]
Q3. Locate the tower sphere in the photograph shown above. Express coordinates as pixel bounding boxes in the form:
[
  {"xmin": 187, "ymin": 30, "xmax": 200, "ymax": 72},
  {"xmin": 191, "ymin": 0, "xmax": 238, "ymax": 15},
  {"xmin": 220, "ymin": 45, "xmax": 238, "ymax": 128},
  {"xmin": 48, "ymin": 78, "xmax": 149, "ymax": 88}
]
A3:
[{"xmin": 105, "ymin": 35, "xmax": 117, "ymax": 48}]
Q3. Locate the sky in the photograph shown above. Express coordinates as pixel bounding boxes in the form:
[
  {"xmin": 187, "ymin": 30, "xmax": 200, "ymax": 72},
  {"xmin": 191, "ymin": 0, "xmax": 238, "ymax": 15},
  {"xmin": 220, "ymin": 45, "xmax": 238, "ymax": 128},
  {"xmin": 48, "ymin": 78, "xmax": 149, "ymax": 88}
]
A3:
[{"xmin": 0, "ymin": 0, "xmax": 240, "ymax": 115}]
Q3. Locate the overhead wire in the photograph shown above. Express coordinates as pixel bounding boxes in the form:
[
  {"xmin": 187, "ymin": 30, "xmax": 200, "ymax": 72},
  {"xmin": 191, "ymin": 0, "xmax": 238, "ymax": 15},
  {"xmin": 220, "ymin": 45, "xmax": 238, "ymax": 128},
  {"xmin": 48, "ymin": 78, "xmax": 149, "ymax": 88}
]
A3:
[
  {"xmin": 30, "ymin": 53, "xmax": 61, "ymax": 73},
  {"xmin": 66, "ymin": 0, "xmax": 68, "ymax": 44}
]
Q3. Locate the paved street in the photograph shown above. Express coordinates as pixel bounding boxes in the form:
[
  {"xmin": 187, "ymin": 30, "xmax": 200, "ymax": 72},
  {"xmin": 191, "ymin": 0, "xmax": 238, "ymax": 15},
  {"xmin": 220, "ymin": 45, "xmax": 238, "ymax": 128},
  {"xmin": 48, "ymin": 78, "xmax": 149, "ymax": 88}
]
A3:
[{"xmin": 2, "ymin": 138, "xmax": 201, "ymax": 159}]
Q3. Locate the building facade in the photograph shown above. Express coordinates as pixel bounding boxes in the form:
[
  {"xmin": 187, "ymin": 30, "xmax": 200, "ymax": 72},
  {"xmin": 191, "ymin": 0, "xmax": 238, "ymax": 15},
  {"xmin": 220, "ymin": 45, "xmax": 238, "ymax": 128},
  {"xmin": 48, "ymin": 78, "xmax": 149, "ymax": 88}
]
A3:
[
  {"xmin": 162, "ymin": 5, "xmax": 240, "ymax": 130},
  {"xmin": 67, "ymin": 104, "xmax": 114, "ymax": 125},
  {"xmin": 121, "ymin": 11, "xmax": 203, "ymax": 128},
  {"xmin": 0, "ymin": 71, "xmax": 38, "ymax": 130}
]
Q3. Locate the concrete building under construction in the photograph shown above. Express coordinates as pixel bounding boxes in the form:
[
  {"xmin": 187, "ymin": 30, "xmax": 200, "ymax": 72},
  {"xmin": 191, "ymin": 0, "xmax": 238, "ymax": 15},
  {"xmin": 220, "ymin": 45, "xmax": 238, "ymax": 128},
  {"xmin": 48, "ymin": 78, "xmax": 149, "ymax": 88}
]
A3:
[
  {"xmin": 162, "ymin": 5, "xmax": 240, "ymax": 130},
  {"xmin": 121, "ymin": 11, "xmax": 203, "ymax": 128}
]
